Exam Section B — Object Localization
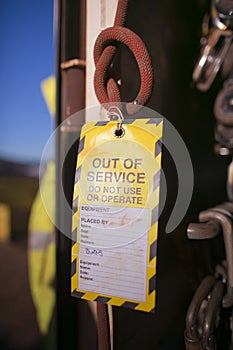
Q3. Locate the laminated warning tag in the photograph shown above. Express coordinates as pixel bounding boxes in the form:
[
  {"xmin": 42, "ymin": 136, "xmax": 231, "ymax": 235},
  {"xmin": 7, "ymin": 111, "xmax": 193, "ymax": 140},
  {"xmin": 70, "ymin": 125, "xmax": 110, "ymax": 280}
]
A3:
[{"xmin": 71, "ymin": 117, "xmax": 163, "ymax": 313}]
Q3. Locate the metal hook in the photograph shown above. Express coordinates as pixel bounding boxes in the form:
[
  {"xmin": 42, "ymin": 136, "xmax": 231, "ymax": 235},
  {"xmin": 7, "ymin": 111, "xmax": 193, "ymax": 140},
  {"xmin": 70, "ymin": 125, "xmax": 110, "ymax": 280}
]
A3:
[
  {"xmin": 214, "ymin": 202, "xmax": 233, "ymax": 217},
  {"xmin": 199, "ymin": 209, "xmax": 233, "ymax": 308},
  {"xmin": 215, "ymin": 260, "xmax": 227, "ymax": 283},
  {"xmin": 201, "ymin": 280, "xmax": 225, "ymax": 350},
  {"xmin": 192, "ymin": 28, "xmax": 233, "ymax": 91},
  {"xmin": 185, "ymin": 275, "xmax": 216, "ymax": 347},
  {"xmin": 187, "ymin": 220, "xmax": 221, "ymax": 240}
]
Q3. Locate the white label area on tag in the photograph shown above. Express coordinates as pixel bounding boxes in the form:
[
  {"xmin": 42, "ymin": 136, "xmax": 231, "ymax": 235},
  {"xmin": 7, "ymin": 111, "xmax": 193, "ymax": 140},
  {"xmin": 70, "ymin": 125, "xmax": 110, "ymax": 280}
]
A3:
[
  {"xmin": 78, "ymin": 204, "xmax": 149, "ymax": 301},
  {"xmin": 71, "ymin": 118, "xmax": 163, "ymax": 312}
]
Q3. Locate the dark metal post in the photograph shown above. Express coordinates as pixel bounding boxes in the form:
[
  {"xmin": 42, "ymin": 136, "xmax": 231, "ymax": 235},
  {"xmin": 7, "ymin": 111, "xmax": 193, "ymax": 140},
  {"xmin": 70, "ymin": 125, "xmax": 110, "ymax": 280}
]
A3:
[{"xmin": 55, "ymin": 0, "xmax": 97, "ymax": 349}]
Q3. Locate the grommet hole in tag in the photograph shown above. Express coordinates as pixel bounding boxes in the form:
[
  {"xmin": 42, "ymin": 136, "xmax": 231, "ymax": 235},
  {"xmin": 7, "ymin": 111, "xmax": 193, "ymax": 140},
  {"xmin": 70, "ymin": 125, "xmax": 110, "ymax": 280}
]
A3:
[
  {"xmin": 114, "ymin": 124, "xmax": 125, "ymax": 138},
  {"xmin": 107, "ymin": 106, "xmax": 125, "ymax": 138}
]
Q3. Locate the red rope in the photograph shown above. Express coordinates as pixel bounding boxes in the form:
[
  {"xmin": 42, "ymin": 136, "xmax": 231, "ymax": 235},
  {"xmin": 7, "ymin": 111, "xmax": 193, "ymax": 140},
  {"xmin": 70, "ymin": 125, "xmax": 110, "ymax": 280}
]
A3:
[
  {"xmin": 94, "ymin": 1, "xmax": 153, "ymax": 348},
  {"xmin": 97, "ymin": 303, "xmax": 111, "ymax": 350},
  {"xmin": 93, "ymin": 0, "xmax": 153, "ymax": 115}
]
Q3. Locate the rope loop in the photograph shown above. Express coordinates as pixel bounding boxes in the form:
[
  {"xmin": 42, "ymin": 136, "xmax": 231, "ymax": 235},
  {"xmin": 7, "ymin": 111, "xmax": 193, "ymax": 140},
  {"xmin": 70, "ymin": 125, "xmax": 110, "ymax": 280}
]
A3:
[{"xmin": 93, "ymin": 0, "xmax": 153, "ymax": 115}]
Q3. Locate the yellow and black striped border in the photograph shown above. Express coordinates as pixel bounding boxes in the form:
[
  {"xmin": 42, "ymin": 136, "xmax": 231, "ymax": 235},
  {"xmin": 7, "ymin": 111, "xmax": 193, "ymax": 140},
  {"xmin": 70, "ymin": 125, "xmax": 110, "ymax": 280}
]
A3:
[{"xmin": 71, "ymin": 118, "xmax": 163, "ymax": 313}]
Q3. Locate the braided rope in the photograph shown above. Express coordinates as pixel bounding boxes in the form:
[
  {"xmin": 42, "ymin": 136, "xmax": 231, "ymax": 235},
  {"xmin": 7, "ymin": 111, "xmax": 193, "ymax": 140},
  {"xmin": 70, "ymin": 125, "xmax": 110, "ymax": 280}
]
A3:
[
  {"xmin": 93, "ymin": 0, "xmax": 153, "ymax": 115},
  {"xmin": 97, "ymin": 303, "xmax": 111, "ymax": 350}
]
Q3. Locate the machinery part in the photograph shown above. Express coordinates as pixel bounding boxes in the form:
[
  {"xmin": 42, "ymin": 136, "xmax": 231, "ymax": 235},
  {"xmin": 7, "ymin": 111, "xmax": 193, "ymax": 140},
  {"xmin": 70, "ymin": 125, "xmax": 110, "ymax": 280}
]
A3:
[
  {"xmin": 215, "ymin": 121, "xmax": 233, "ymax": 150},
  {"xmin": 187, "ymin": 220, "xmax": 220, "ymax": 240},
  {"xmin": 185, "ymin": 263, "xmax": 231, "ymax": 349},
  {"xmin": 221, "ymin": 43, "xmax": 233, "ymax": 78},
  {"xmin": 192, "ymin": 27, "xmax": 232, "ymax": 91},
  {"xmin": 185, "ymin": 275, "xmax": 216, "ymax": 350},
  {"xmin": 187, "ymin": 203, "xmax": 233, "ymax": 308},
  {"xmin": 201, "ymin": 280, "xmax": 225, "ymax": 350},
  {"xmin": 212, "ymin": 204, "xmax": 233, "ymax": 219},
  {"xmin": 93, "ymin": 0, "xmax": 153, "ymax": 115},
  {"xmin": 215, "ymin": 260, "xmax": 227, "ymax": 283},
  {"xmin": 227, "ymin": 160, "xmax": 233, "ymax": 201},
  {"xmin": 214, "ymin": 143, "xmax": 232, "ymax": 155},
  {"xmin": 211, "ymin": 0, "xmax": 233, "ymax": 30},
  {"xmin": 214, "ymin": 82, "xmax": 233, "ymax": 126},
  {"xmin": 199, "ymin": 209, "xmax": 233, "ymax": 308},
  {"xmin": 213, "ymin": 201, "xmax": 233, "ymax": 215}
]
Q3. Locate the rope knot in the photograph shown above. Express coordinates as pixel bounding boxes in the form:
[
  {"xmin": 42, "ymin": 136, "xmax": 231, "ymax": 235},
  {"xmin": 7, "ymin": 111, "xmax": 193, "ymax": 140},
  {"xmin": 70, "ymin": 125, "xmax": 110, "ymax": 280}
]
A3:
[{"xmin": 93, "ymin": 0, "xmax": 153, "ymax": 115}]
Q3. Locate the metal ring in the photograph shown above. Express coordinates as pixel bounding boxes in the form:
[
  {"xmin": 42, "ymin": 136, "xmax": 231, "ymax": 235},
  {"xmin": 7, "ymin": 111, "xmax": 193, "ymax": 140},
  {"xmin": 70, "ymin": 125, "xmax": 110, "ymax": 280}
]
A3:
[{"xmin": 107, "ymin": 106, "xmax": 124, "ymax": 123}]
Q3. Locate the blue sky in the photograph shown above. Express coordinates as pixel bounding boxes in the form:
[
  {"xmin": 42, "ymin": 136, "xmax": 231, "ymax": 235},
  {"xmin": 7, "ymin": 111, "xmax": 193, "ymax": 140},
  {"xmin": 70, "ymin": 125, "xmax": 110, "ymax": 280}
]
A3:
[{"xmin": 0, "ymin": 0, "xmax": 54, "ymax": 162}]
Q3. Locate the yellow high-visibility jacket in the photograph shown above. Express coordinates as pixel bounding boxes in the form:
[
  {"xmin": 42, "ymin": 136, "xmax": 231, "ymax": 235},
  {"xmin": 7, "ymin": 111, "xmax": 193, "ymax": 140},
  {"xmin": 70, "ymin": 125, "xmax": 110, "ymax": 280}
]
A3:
[{"xmin": 28, "ymin": 161, "xmax": 55, "ymax": 335}]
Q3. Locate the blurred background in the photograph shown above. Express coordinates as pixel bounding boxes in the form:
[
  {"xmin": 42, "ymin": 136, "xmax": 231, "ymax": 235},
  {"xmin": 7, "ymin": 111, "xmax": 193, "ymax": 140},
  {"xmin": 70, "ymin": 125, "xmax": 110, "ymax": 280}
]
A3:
[
  {"xmin": 0, "ymin": 0, "xmax": 54, "ymax": 240},
  {"xmin": 0, "ymin": 1, "xmax": 54, "ymax": 349}
]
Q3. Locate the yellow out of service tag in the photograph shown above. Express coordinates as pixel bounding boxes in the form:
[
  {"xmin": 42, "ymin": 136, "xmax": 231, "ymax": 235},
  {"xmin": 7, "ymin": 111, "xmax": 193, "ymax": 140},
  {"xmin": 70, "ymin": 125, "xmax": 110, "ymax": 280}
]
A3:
[{"xmin": 71, "ymin": 118, "xmax": 163, "ymax": 313}]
